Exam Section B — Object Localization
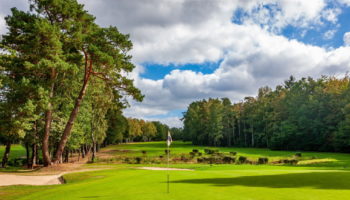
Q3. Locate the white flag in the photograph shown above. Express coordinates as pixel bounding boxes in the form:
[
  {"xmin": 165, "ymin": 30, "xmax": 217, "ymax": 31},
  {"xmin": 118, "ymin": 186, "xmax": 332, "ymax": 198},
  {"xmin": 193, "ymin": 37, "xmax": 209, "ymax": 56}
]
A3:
[{"xmin": 167, "ymin": 131, "xmax": 172, "ymax": 147}]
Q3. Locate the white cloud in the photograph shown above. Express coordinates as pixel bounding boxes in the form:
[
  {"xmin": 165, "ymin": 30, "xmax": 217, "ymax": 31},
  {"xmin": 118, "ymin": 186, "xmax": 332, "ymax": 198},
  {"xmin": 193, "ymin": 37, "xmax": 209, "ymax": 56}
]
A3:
[
  {"xmin": 79, "ymin": 0, "xmax": 335, "ymax": 64},
  {"xmin": 324, "ymin": 29, "xmax": 337, "ymax": 40},
  {"xmin": 2, "ymin": 0, "xmax": 350, "ymax": 127},
  {"xmin": 0, "ymin": 14, "xmax": 5, "ymax": 35},
  {"xmin": 344, "ymin": 32, "xmax": 350, "ymax": 46}
]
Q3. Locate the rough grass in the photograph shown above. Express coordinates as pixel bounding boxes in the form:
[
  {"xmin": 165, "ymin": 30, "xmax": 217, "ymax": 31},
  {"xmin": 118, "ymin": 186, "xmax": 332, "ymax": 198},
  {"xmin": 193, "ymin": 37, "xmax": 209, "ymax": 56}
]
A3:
[{"xmin": 1, "ymin": 141, "xmax": 350, "ymax": 200}]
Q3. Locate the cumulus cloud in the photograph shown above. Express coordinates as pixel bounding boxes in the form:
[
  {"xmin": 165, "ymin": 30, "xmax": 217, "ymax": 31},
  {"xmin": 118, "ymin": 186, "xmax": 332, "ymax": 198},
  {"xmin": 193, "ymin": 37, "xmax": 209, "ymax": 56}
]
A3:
[
  {"xmin": 0, "ymin": 14, "xmax": 5, "ymax": 35},
  {"xmin": 2, "ymin": 0, "xmax": 350, "ymax": 127},
  {"xmin": 344, "ymin": 32, "xmax": 350, "ymax": 46},
  {"xmin": 323, "ymin": 29, "xmax": 337, "ymax": 40}
]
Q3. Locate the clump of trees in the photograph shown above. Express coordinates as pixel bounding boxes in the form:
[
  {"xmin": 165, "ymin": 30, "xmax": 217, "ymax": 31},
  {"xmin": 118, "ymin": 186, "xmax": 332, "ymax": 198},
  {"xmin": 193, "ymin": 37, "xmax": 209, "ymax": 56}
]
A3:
[
  {"xmin": 183, "ymin": 75, "xmax": 350, "ymax": 153},
  {"xmin": 0, "ymin": 0, "xmax": 144, "ymax": 167},
  {"xmin": 104, "ymin": 115, "xmax": 171, "ymax": 145}
]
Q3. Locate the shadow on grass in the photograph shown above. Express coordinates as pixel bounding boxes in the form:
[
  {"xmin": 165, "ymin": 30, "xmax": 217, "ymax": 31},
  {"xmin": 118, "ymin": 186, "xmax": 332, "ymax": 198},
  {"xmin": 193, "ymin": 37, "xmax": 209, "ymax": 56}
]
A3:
[{"xmin": 171, "ymin": 171, "xmax": 350, "ymax": 190}]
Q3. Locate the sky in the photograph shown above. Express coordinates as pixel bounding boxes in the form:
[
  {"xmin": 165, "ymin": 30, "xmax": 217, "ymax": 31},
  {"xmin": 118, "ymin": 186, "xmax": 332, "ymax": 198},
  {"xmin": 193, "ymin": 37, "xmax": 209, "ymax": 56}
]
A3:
[{"xmin": 1, "ymin": 0, "xmax": 350, "ymax": 127}]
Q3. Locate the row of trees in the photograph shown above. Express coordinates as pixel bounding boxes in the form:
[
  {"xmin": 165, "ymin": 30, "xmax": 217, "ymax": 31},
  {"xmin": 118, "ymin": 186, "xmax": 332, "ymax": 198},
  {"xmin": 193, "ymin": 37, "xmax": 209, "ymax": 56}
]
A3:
[
  {"xmin": 182, "ymin": 75, "xmax": 350, "ymax": 152},
  {"xmin": 0, "ymin": 0, "xmax": 143, "ymax": 167},
  {"xmin": 104, "ymin": 112, "xmax": 172, "ymax": 145}
]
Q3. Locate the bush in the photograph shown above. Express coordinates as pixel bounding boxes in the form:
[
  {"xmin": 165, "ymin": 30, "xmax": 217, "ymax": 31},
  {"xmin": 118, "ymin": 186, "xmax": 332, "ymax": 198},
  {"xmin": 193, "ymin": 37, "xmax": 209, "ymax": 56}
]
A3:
[
  {"xmin": 192, "ymin": 149, "xmax": 199, "ymax": 153},
  {"xmin": 238, "ymin": 156, "xmax": 247, "ymax": 164},
  {"xmin": 281, "ymin": 159, "xmax": 298, "ymax": 165},
  {"xmin": 135, "ymin": 157, "xmax": 142, "ymax": 164},
  {"xmin": 204, "ymin": 149, "xmax": 217, "ymax": 154},
  {"xmin": 165, "ymin": 149, "xmax": 170, "ymax": 154},
  {"xmin": 258, "ymin": 157, "xmax": 268, "ymax": 164},
  {"xmin": 189, "ymin": 152, "xmax": 196, "ymax": 157},
  {"xmin": 159, "ymin": 155, "xmax": 164, "ymax": 159},
  {"xmin": 141, "ymin": 150, "xmax": 147, "ymax": 155},
  {"xmin": 230, "ymin": 152, "xmax": 237, "ymax": 156},
  {"xmin": 223, "ymin": 156, "xmax": 235, "ymax": 164},
  {"xmin": 197, "ymin": 157, "xmax": 204, "ymax": 163},
  {"xmin": 295, "ymin": 152, "xmax": 302, "ymax": 157},
  {"xmin": 8, "ymin": 158, "xmax": 27, "ymax": 167},
  {"xmin": 198, "ymin": 152, "xmax": 202, "ymax": 156}
]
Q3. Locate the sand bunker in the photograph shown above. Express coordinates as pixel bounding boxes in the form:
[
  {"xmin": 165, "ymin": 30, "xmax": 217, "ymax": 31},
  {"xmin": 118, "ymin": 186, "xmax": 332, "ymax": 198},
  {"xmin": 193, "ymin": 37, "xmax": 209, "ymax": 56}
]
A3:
[
  {"xmin": 0, "ymin": 174, "xmax": 64, "ymax": 186},
  {"xmin": 137, "ymin": 167, "xmax": 194, "ymax": 171}
]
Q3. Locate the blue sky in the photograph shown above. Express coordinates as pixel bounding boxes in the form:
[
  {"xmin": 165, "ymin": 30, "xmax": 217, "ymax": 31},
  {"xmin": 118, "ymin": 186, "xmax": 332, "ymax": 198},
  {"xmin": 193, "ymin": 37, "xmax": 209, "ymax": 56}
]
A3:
[{"xmin": 1, "ymin": 0, "xmax": 350, "ymax": 127}]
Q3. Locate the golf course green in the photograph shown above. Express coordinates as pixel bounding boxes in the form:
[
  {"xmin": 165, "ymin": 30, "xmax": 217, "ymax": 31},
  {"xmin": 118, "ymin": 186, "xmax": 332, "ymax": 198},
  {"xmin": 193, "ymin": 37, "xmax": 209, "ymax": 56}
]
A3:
[{"xmin": 1, "ymin": 141, "xmax": 350, "ymax": 200}]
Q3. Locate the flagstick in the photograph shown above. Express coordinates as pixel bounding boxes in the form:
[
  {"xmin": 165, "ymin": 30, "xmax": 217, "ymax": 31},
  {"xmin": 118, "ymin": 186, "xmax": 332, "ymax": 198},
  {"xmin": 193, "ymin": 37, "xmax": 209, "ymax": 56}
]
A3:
[{"xmin": 167, "ymin": 142, "xmax": 170, "ymax": 193}]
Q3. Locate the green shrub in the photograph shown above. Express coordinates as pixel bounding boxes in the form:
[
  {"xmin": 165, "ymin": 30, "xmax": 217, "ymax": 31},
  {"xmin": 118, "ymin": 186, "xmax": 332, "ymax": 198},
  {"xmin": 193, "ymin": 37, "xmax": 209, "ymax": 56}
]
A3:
[
  {"xmin": 204, "ymin": 149, "xmax": 217, "ymax": 154},
  {"xmin": 8, "ymin": 158, "xmax": 27, "ymax": 167},
  {"xmin": 223, "ymin": 156, "xmax": 235, "ymax": 164},
  {"xmin": 258, "ymin": 157, "xmax": 268, "ymax": 164},
  {"xmin": 159, "ymin": 155, "xmax": 164, "ymax": 159},
  {"xmin": 238, "ymin": 156, "xmax": 247, "ymax": 164},
  {"xmin": 189, "ymin": 152, "xmax": 196, "ymax": 157},
  {"xmin": 295, "ymin": 152, "xmax": 302, "ymax": 157},
  {"xmin": 198, "ymin": 152, "xmax": 202, "ymax": 156},
  {"xmin": 141, "ymin": 150, "xmax": 147, "ymax": 155},
  {"xmin": 164, "ymin": 149, "xmax": 170, "ymax": 154},
  {"xmin": 281, "ymin": 159, "xmax": 298, "ymax": 165},
  {"xmin": 230, "ymin": 152, "xmax": 237, "ymax": 156},
  {"xmin": 135, "ymin": 157, "xmax": 142, "ymax": 164},
  {"xmin": 192, "ymin": 149, "xmax": 199, "ymax": 153}
]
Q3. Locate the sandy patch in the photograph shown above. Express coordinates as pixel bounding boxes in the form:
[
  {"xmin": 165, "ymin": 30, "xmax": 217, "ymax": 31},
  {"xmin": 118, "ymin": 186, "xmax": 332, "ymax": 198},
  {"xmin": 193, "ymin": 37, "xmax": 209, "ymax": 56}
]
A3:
[
  {"xmin": 0, "ymin": 168, "xmax": 110, "ymax": 186},
  {"xmin": 0, "ymin": 174, "xmax": 64, "ymax": 186},
  {"xmin": 137, "ymin": 167, "xmax": 194, "ymax": 171}
]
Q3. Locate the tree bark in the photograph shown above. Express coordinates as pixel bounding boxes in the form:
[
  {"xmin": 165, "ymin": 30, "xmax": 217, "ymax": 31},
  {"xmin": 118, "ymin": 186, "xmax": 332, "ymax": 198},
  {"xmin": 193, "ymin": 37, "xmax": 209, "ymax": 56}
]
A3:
[
  {"xmin": 42, "ymin": 68, "xmax": 56, "ymax": 166},
  {"xmin": 25, "ymin": 143, "xmax": 30, "ymax": 168},
  {"xmin": 1, "ymin": 141, "xmax": 11, "ymax": 168},
  {"xmin": 53, "ymin": 57, "xmax": 91, "ymax": 163},
  {"xmin": 81, "ymin": 146, "xmax": 85, "ymax": 158},
  {"xmin": 31, "ymin": 143, "xmax": 37, "ymax": 169},
  {"xmin": 251, "ymin": 125, "xmax": 254, "ymax": 147},
  {"xmin": 91, "ymin": 142, "xmax": 96, "ymax": 163}
]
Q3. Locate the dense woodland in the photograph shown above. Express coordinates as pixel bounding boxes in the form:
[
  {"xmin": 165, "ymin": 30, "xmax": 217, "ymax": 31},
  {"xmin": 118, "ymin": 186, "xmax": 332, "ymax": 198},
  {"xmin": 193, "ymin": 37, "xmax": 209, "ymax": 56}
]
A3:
[
  {"xmin": 0, "ymin": 0, "xmax": 152, "ymax": 168},
  {"xmin": 182, "ymin": 76, "xmax": 350, "ymax": 153}
]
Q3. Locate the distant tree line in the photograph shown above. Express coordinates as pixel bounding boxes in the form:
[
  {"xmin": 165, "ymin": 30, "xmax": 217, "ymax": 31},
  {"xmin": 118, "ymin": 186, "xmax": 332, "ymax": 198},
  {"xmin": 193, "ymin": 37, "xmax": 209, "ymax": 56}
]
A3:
[
  {"xmin": 182, "ymin": 76, "xmax": 350, "ymax": 153},
  {"xmin": 104, "ymin": 111, "xmax": 172, "ymax": 144}
]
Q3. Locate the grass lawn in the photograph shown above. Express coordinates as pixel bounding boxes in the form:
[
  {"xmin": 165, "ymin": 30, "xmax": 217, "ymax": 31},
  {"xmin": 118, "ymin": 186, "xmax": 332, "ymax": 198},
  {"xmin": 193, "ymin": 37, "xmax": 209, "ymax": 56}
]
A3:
[
  {"xmin": 1, "ymin": 141, "xmax": 350, "ymax": 200},
  {"xmin": 0, "ymin": 144, "xmax": 26, "ymax": 160}
]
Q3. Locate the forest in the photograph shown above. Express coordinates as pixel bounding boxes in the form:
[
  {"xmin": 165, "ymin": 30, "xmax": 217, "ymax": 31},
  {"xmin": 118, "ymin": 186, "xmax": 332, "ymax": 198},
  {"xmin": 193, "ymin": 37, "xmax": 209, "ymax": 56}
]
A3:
[
  {"xmin": 182, "ymin": 75, "xmax": 350, "ymax": 153},
  {"xmin": 0, "ymin": 0, "xmax": 175, "ymax": 168}
]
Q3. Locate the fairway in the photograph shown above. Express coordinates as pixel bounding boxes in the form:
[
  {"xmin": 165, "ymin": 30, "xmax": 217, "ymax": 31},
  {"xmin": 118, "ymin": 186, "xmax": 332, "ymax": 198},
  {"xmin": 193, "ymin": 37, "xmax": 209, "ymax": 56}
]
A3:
[{"xmin": 1, "ymin": 142, "xmax": 350, "ymax": 200}]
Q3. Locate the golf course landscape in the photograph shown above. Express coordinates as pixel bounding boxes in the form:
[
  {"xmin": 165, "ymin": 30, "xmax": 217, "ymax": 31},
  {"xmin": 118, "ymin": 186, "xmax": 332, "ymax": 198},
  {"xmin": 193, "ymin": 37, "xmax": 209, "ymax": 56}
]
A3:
[
  {"xmin": 2, "ymin": 0, "xmax": 350, "ymax": 200},
  {"xmin": 1, "ymin": 141, "xmax": 350, "ymax": 200}
]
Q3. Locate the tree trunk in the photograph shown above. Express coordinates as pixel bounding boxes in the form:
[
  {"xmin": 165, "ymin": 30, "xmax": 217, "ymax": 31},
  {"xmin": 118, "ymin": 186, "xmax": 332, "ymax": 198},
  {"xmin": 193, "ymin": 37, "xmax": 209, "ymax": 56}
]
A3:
[
  {"xmin": 232, "ymin": 119, "xmax": 235, "ymax": 145},
  {"xmin": 42, "ymin": 68, "xmax": 56, "ymax": 166},
  {"xmin": 31, "ymin": 143, "xmax": 37, "ymax": 169},
  {"xmin": 251, "ymin": 125, "xmax": 254, "ymax": 147},
  {"xmin": 91, "ymin": 142, "xmax": 96, "ymax": 163},
  {"xmin": 64, "ymin": 149, "xmax": 69, "ymax": 163},
  {"xmin": 25, "ymin": 143, "xmax": 30, "ymax": 168},
  {"xmin": 54, "ymin": 73, "xmax": 90, "ymax": 163},
  {"xmin": 81, "ymin": 146, "xmax": 85, "ymax": 158},
  {"xmin": 243, "ymin": 120, "xmax": 247, "ymax": 147},
  {"xmin": 1, "ymin": 141, "xmax": 11, "ymax": 168}
]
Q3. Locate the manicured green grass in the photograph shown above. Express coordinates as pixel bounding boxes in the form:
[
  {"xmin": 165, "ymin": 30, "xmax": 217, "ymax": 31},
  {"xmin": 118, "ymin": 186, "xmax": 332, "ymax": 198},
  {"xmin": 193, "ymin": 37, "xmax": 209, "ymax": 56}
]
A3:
[
  {"xmin": 1, "ymin": 142, "xmax": 350, "ymax": 200},
  {"xmin": 0, "ymin": 144, "xmax": 26, "ymax": 161}
]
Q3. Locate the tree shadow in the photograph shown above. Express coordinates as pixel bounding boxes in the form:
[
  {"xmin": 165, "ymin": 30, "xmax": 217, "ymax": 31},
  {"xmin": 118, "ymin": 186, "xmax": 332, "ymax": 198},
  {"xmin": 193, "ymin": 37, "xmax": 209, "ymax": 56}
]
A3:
[{"xmin": 171, "ymin": 171, "xmax": 350, "ymax": 190}]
